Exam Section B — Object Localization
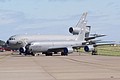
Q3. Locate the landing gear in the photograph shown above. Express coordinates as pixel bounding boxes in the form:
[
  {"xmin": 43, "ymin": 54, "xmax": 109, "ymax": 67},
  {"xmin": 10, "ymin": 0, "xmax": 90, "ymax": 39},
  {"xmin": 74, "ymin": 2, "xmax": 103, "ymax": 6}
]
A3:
[
  {"xmin": 45, "ymin": 52, "xmax": 53, "ymax": 56},
  {"xmin": 19, "ymin": 53, "xmax": 22, "ymax": 55},
  {"xmin": 23, "ymin": 52, "xmax": 35, "ymax": 56},
  {"xmin": 23, "ymin": 50, "xmax": 35, "ymax": 56},
  {"xmin": 91, "ymin": 50, "xmax": 97, "ymax": 55},
  {"xmin": 30, "ymin": 52, "xmax": 35, "ymax": 56},
  {"xmin": 61, "ymin": 52, "xmax": 68, "ymax": 56}
]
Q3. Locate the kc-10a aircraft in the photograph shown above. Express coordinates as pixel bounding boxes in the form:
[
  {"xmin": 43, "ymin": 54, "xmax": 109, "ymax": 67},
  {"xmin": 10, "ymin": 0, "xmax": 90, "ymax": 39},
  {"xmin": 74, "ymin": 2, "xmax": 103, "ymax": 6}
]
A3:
[{"xmin": 6, "ymin": 12, "xmax": 106, "ymax": 55}]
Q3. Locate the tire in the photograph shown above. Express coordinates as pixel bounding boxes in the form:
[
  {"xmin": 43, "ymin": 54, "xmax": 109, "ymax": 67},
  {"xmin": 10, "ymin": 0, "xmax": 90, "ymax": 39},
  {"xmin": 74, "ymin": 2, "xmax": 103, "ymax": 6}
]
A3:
[
  {"xmin": 45, "ymin": 52, "xmax": 53, "ymax": 56},
  {"xmin": 61, "ymin": 52, "xmax": 68, "ymax": 56},
  {"xmin": 92, "ymin": 50, "xmax": 97, "ymax": 55},
  {"xmin": 31, "ymin": 52, "xmax": 35, "ymax": 56}
]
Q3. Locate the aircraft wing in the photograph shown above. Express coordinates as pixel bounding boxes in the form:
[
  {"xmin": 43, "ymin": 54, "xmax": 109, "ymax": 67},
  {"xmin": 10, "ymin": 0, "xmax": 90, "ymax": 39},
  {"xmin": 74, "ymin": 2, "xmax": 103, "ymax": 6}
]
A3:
[
  {"xmin": 85, "ymin": 34, "xmax": 106, "ymax": 41},
  {"xmin": 93, "ymin": 42, "xmax": 115, "ymax": 47},
  {"xmin": 47, "ymin": 41, "xmax": 87, "ymax": 52},
  {"xmin": 48, "ymin": 46, "xmax": 67, "ymax": 50},
  {"xmin": 47, "ymin": 46, "xmax": 73, "ymax": 53},
  {"xmin": 86, "ymin": 40, "xmax": 115, "ymax": 47}
]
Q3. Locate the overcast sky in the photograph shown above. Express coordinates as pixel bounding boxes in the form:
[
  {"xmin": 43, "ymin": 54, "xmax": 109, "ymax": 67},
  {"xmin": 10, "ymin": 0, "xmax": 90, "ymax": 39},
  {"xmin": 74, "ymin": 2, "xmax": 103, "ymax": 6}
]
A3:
[{"xmin": 0, "ymin": 0, "xmax": 120, "ymax": 41}]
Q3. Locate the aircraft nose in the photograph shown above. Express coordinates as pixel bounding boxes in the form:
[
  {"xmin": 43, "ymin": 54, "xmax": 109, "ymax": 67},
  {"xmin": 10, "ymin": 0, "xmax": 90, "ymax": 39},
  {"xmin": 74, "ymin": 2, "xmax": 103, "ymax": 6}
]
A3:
[{"xmin": 6, "ymin": 40, "xmax": 17, "ymax": 45}]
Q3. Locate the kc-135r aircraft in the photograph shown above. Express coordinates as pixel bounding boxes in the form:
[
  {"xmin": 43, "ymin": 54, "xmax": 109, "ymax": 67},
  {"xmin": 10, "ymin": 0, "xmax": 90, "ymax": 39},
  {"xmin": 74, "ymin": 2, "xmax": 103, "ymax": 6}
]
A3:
[
  {"xmin": 6, "ymin": 12, "xmax": 106, "ymax": 56},
  {"xmin": 25, "ymin": 21, "xmax": 87, "ymax": 56}
]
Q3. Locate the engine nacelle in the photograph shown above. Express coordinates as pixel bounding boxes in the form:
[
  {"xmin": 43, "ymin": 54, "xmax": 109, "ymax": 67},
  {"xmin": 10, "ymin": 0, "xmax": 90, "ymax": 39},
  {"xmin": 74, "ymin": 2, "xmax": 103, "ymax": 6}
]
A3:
[
  {"xmin": 69, "ymin": 26, "xmax": 91, "ymax": 35},
  {"xmin": 69, "ymin": 27, "xmax": 80, "ymax": 35},
  {"xmin": 63, "ymin": 47, "xmax": 73, "ymax": 53},
  {"xmin": 84, "ymin": 45, "xmax": 95, "ymax": 52},
  {"xmin": 19, "ymin": 47, "xmax": 26, "ymax": 53}
]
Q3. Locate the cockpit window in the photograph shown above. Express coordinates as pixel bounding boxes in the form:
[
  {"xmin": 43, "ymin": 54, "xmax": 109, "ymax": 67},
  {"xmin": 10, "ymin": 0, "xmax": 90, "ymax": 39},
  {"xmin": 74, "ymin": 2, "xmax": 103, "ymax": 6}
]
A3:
[
  {"xmin": 9, "ymin": 38, "xmax": 15, "ymax": 40},
  {"xmin": 27, "ymin": 43, "xmax": 31, "ymax": 46}
]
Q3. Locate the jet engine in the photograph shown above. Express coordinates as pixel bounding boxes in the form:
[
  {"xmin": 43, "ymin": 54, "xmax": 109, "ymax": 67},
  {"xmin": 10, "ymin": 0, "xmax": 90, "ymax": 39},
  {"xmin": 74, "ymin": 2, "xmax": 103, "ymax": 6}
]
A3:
[
  {"xmin": 69, "ymin": 26, "xmax": 91, "ymax": 35},
  {"xmin": 84, "ymin": 45, "xmax": 95, "ymax": 52},
  {"xmin": 19, "ymin": 47, "xmax": 26, "ymax": 53},
  {"xmin": 63, "ymin": 47, "xmax": 73, "ymax": 54},
  {"xmin": 69, "ymin": 27, "xmax": 80, "ymax": 35}
]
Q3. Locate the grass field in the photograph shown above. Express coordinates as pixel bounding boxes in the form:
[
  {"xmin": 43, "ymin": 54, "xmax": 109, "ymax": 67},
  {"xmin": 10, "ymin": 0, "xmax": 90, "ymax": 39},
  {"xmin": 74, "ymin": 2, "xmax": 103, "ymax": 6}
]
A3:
[
  {"xmin": 97, "ymin": 45, "xmax": 120, "ymax": 56},
  {"xmin": 79, "ymin": 45, "xmax": 120, "ymax": 56}
]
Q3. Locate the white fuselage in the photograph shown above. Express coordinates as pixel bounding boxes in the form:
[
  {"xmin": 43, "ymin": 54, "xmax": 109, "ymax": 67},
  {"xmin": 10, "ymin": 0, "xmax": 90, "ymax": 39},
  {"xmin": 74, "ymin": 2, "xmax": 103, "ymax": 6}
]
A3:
[
  {"xmin": 27, "ymin": 40, "xmax": 83, "ymax": 53},
  {"xmin": 7, "ymin": 34, "xmax": 77, "ymax": 49}
]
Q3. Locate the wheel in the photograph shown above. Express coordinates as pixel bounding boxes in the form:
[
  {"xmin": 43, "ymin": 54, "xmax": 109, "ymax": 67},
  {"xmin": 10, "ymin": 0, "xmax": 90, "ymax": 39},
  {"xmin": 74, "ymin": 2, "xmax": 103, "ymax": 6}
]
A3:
[
  {"xmin": 61, "ymin": 52, "xmax": 68, "ymax": 56},
  {"xmin": 61, "ymin": 52, "xmax": 64, "ymax": 56},
  {"xmin": 54, "ymin": 52, "xmax": 57, "ymax": 54},
  {"xmin": 49, "ymin": 53, "xmax": 53, "ymax": 56},
  {"xmin": 23, "ymin": 52, "xmax": 27, "ymax": 56},
  {"xmin": 64, "ymin": 53, "xmax": 68, "ymax": 56},
  {"xmin": 19, "ymin": 53, "xmax": 22, "ymax": 55},
  {"xmin": 45, "ymin": 52, "xmax": 53, "ymax": 56},
  {"xmin": 45, "ymin": 53, "xmax": 48, "ymax": 56},
  {"xmin": 42, "ymin": 52, "xmax": 46, "ymax": 54},
  {"xmin": 31, "ymin": 52, "xmax": 35, "ymax": 56},
  {"xmin": 92, "ymin": 50, "xmax": 97, "ymax": 55}
]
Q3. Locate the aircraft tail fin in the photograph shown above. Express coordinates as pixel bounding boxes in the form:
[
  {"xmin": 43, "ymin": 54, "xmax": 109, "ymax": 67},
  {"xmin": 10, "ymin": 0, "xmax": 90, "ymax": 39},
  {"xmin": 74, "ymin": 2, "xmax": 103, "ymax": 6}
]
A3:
[
  {"xmin": 75, "ymin": 21, "xmax": 87, "ymax": 41},
  {"xmin": 69, "ymin": 12, "xmax": 88, "ymax": 35},
  {"xmin": 76, "ymin": 12, "xmax": 87, "ymax": 28}
]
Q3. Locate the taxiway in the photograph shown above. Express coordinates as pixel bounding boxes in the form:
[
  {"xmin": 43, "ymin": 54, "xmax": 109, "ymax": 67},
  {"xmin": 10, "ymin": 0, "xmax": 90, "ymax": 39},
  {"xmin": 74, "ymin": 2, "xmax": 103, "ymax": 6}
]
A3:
[{"xmin": 0, "ymin": 51, "xmax": 120, "ymax": 80}]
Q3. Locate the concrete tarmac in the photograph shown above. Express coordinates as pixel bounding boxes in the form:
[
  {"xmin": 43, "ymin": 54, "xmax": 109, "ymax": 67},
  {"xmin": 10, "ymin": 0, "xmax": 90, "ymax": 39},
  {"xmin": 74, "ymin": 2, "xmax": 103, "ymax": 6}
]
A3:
[{"xmin": 0, "ymin": 51, "xmax": 120, "ymax": 80}]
